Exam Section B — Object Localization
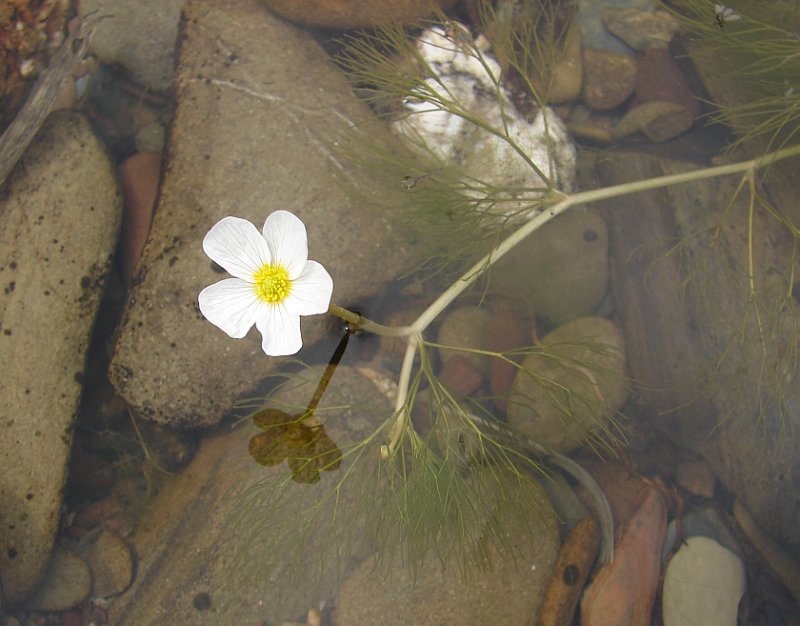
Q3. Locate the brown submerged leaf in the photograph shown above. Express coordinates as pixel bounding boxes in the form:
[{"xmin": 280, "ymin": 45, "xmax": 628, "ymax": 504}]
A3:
[{"xmin": 248, "ymin": 409, "xmax": 342, "ymax": 484}]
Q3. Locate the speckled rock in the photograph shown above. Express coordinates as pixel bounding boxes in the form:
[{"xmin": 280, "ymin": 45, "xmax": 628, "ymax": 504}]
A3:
[
  {"xmin": 259, "ymin": 0, "xmax": 456, "ymax": 28},
  {"xmin": 506, "ymin": 317, "xmax": 628, "ymax": 453},
  {"xmin": 109, "ymin": 0, "xmax": 417, "ymax": 428},
  {"xmin": 0, "ymin": 112, "xmax": 121, "ymax": 605},
  {"xmin": 334, "ymin": 468, "xmax": 560, "ymax": 626},
  {"xmin": 78, "ymin": 0, "xmax": 184, "ymax": 92},
  {"xmin": 581, "ymin": 48, "xmax": 638, "ymax": 110}
]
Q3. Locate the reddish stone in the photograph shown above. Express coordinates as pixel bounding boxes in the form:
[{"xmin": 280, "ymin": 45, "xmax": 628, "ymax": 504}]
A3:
[
  {"xmin": 118, "ymin": 152, "xmax": 162, "ymax": 285},
  {"xmin": 676, "ymin": 460, "xmax": 716, "ymax": 498},
  {"xmin": 633, "ymin": 47, "xmax": 703, "ymax": 119},
  {"xmin": 580, "ymin": 486, "xmax": 667, "ymax": 626},
  {"xmin": 484, "ymin": 294, "xmax": 530, "ymax": 411},
  {"xmin": 438, "ymin": 354, "xmax": 484, "ymax": 401}
]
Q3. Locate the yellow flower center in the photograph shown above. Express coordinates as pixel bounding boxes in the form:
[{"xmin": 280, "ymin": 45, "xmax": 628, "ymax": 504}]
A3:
[{"xmin": 253, "ymin": 264, "xmax": 291, "ymax": 304}]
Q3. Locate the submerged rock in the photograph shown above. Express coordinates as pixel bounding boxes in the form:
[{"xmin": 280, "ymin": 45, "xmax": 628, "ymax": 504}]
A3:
[
  {"xmin": 506, "ymin": 317, "xmax": 628, "ymax": 453},
  {"xmin": 106, "ymin": 366, "xmax": 393, "ymax": 625},
  {"xmin": 23, "ymin": 547, "xmax": 92, "ymax": 612},
  {"xmin": 490, "ymin": 209, "xmax": 609, "ymax": 326},
  {"xmin": 391, "ymin": 24, "xmax": 576, "ymax": 215},
  {"xmin": 109, "ymin": 0, "xmax": 418, "ymax": 428},
  {"xmin": 259, "ymin": 0, "xmax": 457, "ymax": 28},
  {"xmin": 662, "ymin": 536, "xmax": 745, "ymax": 626},
  {"xmin": 0, "ymin": 112, "xmax": 121, "ymax": 604},
  {"xmin": 580, "ymin": 487, "xmax": 666, "ymax": 626},
  {"xmin": 78, "ymin": 0, "xmax": 184, "ymax": 92},
  {"xmin": 334, "ymin": 467, "xmax": 559, "ymax": 626},
  {"xmin": 581, "ymin": 48, "xmax": 638, "ymax": 111}
]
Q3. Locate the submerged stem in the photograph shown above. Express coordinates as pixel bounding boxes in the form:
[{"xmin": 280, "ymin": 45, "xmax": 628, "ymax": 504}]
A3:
[
  {"xmin": 381, "ymin": 142, "xmax": 800, "ymax": 457},
  {"xmin": 327, "ymin": 304, "xmax": 412, "ymax": 337}
]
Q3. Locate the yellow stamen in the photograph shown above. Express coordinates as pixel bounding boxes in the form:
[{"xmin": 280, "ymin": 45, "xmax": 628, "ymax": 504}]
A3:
[{"xmin": 253, "ymin": 264, "xmax": 291, "ymax": 303}]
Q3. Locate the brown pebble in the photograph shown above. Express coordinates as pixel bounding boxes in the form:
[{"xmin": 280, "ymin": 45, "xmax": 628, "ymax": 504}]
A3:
[
  {"xmin": 438, "ymin": 354, "xmax": 484, "ymax": 400},
  {"xmin": 676, "ymin": 460, "xmax": 716, "ymax": 498},
  {"xmin": 633, "ymin": 47, "xmax": 702, "ymax": 118},
  {"xmin": 580, "ymin": 487, "xmax": 667, "ymax": 626},
  {"xmin": 485, "ymin": 294, "xmax": 530, "ymax": 411},
  {"xmin": 118, "ymin": 152, "xmax": 162, "ymax": 284},
  {"xmin": 581, "ymin": 49, "xmax": 638, "ymax": 111}
]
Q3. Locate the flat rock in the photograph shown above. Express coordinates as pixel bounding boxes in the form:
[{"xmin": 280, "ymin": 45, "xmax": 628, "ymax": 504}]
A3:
[
  {"xmin": 334, "ymin": 468, "xmax": 560, "ymax": 626},
  {"xmin": 0, "ymin": 111, "xmax": 121, "ymax": 604},
  {"xmin": 600, "ymin": 151, "xmax": 800, "ymax": 562},
  {"xmin": 109, "ymin": 0, "xmax": 417, "ymax": 428},
  {"xmin": 107, "ymin": 365, "xmax": 394, "ymax": 625},
  {"xmin": 580, "ymin": 487, "xmax": 666, "ymax": 626},
  {"xmin": 78, "ymin": 0, "xmax": 184, "ymax": 92},
  {"xmin": 576, "ymin": 0, "xmax": 655, "ymax": 54}
]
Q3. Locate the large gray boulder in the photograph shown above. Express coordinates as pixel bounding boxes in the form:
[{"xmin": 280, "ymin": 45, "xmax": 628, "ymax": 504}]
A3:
[
  {"xmin": 0, "ymin": 112, "xmax": 121, "ymax": 604},
  {"xmin": 109, "ymin": 0, "xmax": 417, "ymax": 428}
]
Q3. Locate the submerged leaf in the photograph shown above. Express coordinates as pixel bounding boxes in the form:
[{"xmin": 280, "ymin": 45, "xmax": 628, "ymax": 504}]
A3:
[{"xmin": 248, "ymin": 409, "xmax": 342, "ymax": 483}]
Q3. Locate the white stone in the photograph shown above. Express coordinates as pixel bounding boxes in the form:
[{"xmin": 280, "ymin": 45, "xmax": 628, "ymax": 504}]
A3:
[
  {"xmin": 663, "ymin": 535, "xmax": 745, "ymax": 626},
  {"xmin": 391, "ymin": 23, "xmax": 576, "ymax": 216}
]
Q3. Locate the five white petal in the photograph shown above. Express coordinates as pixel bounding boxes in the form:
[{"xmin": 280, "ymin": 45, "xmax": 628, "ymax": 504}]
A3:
[{"xmin": 198, "ymin": 211, "xmax": 333, "ymax": 356}]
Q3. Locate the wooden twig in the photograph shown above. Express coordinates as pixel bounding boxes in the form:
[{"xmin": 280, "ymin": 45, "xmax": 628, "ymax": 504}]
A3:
[{"xmin": 0, "ymin": 14, "xmax": 105, "ymax": 187}]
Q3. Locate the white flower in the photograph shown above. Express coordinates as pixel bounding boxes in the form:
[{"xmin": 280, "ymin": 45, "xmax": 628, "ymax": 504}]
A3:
[{"xmin": 198, "ymin": 210, "xmax": 333, "ymax": 356}]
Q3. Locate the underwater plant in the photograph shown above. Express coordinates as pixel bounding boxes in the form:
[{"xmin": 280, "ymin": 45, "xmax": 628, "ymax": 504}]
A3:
[{"xmin": 197, "ymin": 0, "xmax": 800, "ymax": 592}]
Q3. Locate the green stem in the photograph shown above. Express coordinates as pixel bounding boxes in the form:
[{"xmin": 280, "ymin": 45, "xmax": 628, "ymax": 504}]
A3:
[
  {"xmin": 382, "ymin": 141, "xmax": 800, "ymax": 456},
  {"xmin": 327, "ymin": 304, "xmax": 412, "ymax": 337}
]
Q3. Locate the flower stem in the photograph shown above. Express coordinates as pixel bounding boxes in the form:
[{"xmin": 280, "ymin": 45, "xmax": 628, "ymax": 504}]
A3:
[{"xmin": 327, "ymin": 304, "xmax": 412, "ymax": 337}]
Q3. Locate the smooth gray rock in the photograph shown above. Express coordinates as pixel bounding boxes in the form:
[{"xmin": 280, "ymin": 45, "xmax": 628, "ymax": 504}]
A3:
[
  {"xmin": 491, "ymin": 209, "xmax": 609, "ymax": 326},
  {"xmin": 78, "ymin": 0, "xmax": 184, "ymax": 92},
  {"xmin": 0, "ymin": 111, "xmax": 121, "ymax": 604},
  {"xmin": 109, "ymin": 0, "xmax": 417, "ymax": 428}
]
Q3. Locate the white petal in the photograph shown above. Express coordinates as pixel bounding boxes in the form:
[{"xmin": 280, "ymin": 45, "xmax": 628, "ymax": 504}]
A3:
[
  {"xmin": 198, "ymin": 278, "xmax": 266, "ymax": 338},
  {"xmin": 262, "ymin": 211, "xmax": 308, "ymax": 278},
  {"xmin": 284, "ymin": 260, "xmax": 333, "ymax": 316},
  {"xmin": 203, "ymin": 216, "xmax": 271, "ymax": 280},
  {"xmin": 255, "ymin": 304, "xmax": 303, "ymax": 356}
]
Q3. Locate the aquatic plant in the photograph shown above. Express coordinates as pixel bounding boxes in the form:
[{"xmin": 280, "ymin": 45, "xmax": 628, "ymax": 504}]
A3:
[{"xmin": 203, "ymin": 0, "xmax": 800, "ymax": 588}]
